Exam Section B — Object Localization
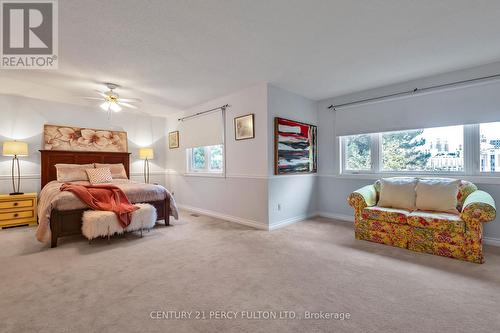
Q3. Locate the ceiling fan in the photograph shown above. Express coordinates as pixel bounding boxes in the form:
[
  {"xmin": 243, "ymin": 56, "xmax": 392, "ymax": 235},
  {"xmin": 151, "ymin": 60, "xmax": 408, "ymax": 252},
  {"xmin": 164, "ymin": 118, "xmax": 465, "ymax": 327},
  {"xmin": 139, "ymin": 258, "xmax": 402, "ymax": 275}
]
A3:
[{"xmin": 84, "ymin": 83, "xmax": 142, "ymax": 114}]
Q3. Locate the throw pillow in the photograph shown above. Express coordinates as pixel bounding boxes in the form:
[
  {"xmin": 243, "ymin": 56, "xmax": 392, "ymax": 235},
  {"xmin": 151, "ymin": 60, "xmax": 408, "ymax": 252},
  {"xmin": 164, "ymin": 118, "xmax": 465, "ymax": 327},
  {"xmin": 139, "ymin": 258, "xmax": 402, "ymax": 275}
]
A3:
[
  {"xmin": 55, "ymin": 163, "xmax": 95, "ymax": 182},
  {"xmin": 416, "ymin": 178, "xmax": 461, "ymax": 214},
  {"xmin": 378, "ymin": 177, "xmax": 417, "ymax": 211},
  {"xmin": 86, "ymin": 167, "xmax": 113, "ymax": 185},
  {"xmin": 95, "ymin": 163, "xmax": 128, "ymax": 179}
]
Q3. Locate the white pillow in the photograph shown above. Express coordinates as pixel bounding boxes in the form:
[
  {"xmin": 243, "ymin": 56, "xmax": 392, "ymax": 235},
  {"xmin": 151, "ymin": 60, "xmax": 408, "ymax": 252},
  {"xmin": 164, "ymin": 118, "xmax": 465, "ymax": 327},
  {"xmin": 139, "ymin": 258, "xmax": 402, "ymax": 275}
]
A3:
[
  {"xmin": 416, "ymin": 178, "xmax": 460, "ymax": 214},
  {"xmin": 378, "ymin": 177, "xmax": 417, "ymax": 211},
  {"xmin": 85, "ymin": 167, "xmax": 113, "ymax": 185},
  {"xmin": 55, "ymin": 163, "xmax": 95, "ymax": 182}
]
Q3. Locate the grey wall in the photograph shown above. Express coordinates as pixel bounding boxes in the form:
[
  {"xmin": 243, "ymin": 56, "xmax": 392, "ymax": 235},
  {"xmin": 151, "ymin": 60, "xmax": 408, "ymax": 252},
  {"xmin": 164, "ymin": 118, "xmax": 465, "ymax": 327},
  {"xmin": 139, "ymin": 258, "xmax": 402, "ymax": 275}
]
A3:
[
  {"xmin": 267, "ymin": 85, "xmax": 318, "ymax": 227},
  {"xmin": 165, "ymin": 83, "xmax": 319, "ymax": 228},
  {"xmin": 165, "ymin": 83, "xmax": 270, "ymax": 229},
  {"xmin": 316, "ymin": 61, "xmax": 500, "ymax": 241},
  {"xmin": 0, "ymin": 94, "xmax": 168, "ymax": 194}
]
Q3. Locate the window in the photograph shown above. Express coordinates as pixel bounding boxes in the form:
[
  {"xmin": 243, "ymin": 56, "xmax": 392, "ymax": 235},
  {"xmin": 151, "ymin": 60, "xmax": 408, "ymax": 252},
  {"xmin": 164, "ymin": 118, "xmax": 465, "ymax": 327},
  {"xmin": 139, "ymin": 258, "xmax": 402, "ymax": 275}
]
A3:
[
  {"xmin": 480, "ymin": 122, "xmax": 500, "ymax": 173},
  {"xmin": 344, "ymin": 134, "xmax": 372, "ymax": 171},
  {"xmin": 381, "ymin": 126, "xmax": 463, "ymax": 172},
  {"xmin": 341, "ymin": 124, "xmax": 468, "ymax": 174},
  {"xmin": 187, "ymin": 144, "xmax": 224, "ymax": 174}
]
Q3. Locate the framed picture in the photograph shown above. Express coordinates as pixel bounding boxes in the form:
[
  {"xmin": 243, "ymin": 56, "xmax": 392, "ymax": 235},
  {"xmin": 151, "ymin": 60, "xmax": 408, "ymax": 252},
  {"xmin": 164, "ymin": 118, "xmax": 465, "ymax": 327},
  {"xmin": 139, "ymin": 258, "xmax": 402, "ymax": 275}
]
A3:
[
  {"xmin": 169, "ymin": 131, "xmax": 179, "ymax": 149},
  {"xmin": 43, "ymin": 124, "xmax": 128, "ymax": 152},
  {"xmin": 274, "ymin": 117, "xmax": 317, "ymax": 175},
  {"xmin": 234, "ymin": 114, "xmax": 255, "ymax": 140}
]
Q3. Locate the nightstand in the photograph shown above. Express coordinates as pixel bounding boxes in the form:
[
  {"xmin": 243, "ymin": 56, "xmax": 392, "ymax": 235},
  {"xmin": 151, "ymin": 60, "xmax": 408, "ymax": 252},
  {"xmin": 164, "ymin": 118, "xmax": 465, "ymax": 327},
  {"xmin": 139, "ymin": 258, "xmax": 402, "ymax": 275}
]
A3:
[{"xmin": 0, "ymin": 193, "xmax": 37, "ymax": 228}]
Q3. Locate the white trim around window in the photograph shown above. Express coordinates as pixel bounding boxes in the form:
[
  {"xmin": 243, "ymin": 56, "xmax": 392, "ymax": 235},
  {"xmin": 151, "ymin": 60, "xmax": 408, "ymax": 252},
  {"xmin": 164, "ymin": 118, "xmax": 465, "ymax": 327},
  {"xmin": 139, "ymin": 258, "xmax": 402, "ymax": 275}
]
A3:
[
  {"xmin": 339, "ymin": 122, "xmax": 500, "ymax": 178},
  {"xmin": 186, "ymin": 144, "xmax": 225, "ymax": 177}
]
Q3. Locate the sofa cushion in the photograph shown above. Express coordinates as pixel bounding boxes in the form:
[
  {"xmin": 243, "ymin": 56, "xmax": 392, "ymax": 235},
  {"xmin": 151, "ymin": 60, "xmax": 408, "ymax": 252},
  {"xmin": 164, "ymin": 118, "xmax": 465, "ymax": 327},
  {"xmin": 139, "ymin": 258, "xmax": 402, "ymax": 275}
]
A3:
[
  {"xmin": 407, "ymin": 211, "xmax": 465, "ymax": 233},
  {"xmin": 416, "ymin": 178, "xmax": 461, "ymax": 214},
  {"xmin": 362, "ymin": 206, "xmax": 409, "ymax": 224},
  {"xmin": 375, "ymin": 178, "xmax": 478, "ymax": 212},
  {"xmin": 378, "ymin": 177, "xmax": 417, "ymax": 210}
]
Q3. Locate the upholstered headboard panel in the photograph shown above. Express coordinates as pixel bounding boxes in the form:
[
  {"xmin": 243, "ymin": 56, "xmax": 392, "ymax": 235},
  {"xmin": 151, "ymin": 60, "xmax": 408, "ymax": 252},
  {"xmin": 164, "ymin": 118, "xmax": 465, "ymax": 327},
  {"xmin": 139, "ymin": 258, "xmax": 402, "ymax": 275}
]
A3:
[{"xmin": 39, "ymin": 150, "xmax": 131, "ymax": 188}]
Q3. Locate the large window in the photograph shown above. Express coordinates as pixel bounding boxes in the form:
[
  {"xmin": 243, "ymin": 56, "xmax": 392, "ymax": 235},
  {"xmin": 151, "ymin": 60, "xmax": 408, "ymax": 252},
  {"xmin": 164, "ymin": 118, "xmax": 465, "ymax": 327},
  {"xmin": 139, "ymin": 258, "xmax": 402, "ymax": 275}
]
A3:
[
  {"xmin": 381, "ymin": 126, "xmax": 463, "ymax": 172},
  {"xmin": 339, "ymin": 123, "xmax": 500, "ymax": 175},
  {"xmin": 187, "ymin": 144, "xmax": 224, "ymax": 174},
  {"xmin": 480, "ymin": 122, "xmax": 500, "ymax": 173}
]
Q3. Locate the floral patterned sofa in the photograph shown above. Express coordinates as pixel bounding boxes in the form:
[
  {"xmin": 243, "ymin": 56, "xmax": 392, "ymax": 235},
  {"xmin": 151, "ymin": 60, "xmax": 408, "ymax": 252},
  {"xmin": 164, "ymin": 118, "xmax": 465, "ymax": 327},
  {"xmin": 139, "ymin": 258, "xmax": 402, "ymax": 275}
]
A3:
[{"xmin": 348, "ymin": 179, "xmax": 496, "ymax": 263}]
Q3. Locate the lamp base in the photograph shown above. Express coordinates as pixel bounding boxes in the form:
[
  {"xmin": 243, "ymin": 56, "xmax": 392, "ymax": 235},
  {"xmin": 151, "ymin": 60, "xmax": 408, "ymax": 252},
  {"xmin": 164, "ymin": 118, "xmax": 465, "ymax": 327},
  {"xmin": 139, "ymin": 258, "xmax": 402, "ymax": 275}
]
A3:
[{"xmin": 9, "ymin": 192, "xmax": 24, "ymax": 196}]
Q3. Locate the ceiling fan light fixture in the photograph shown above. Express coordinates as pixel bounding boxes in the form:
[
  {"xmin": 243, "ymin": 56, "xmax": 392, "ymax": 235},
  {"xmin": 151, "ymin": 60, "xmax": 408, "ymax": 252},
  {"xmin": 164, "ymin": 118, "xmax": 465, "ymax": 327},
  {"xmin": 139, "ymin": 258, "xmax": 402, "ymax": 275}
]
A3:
[
  {"xmin": 110, "ymin": 102, "xmax": 122, "ymax": 112},
  {"xmin": 100, "ymin": 101, "xmax": 111, "ymax": 111},
  {"xmin": 87, "ymin": 82, "xmax": 139, "ymax": 116}
]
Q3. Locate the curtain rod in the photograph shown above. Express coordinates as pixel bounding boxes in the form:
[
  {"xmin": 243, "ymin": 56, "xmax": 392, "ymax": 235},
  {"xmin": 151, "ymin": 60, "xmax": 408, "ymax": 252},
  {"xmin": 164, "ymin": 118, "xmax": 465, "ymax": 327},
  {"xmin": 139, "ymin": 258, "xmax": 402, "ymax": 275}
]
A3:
[
  {"xmin": 327, "ymin": 73, "xmax": 500, "ymax": 111},
  {"xmin": 178, "ymin": 104, "xmax": 229, "ymax": 122}
]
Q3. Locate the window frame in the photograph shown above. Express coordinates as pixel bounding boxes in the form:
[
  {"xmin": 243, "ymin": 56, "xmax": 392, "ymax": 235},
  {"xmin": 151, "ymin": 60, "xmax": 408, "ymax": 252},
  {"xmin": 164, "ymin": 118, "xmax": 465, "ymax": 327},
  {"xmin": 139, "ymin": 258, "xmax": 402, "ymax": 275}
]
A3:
[
  {"xmin": 339, "ymin": 123, "xmax": 500, "ymax": 177},
  {"xmin": 477, "ymin": 122, "xmax": 500, "ymax": 176},
  {"xmin": 341, "ymin": 133, "xmax": 377, "ymax": 174},
  {"xmin": 186, "ymin": 145, "xmax": 225, "ymax": 176}
]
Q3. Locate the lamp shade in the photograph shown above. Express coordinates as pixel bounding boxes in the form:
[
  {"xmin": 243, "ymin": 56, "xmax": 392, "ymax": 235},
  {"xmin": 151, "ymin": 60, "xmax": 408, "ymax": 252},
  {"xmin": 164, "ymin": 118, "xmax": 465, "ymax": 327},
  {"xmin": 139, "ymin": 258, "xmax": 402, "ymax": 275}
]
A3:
[
  {"xmin": 139, "ymin": 148, "xmax": 154, "ymax": 160},
  {"xmin": 3, "ymin": 141, "xmax": 28, "ymax": 157}
]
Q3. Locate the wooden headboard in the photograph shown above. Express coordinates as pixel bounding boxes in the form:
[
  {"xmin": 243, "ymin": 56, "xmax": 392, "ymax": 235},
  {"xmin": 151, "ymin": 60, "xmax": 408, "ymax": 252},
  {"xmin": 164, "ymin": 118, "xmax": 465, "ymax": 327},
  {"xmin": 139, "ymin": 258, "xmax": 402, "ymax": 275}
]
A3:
[{"xmin": 39, "ymin": 150, "xmax": 131, "ymax": 188}]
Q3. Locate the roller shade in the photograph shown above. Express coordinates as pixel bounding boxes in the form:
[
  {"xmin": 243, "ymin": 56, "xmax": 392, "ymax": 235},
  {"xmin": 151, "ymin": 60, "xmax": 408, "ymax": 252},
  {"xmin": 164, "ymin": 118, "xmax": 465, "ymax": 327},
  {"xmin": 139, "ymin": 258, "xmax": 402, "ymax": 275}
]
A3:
[
  {"xmin": 335, "ymin": 79, "xmax": 500, "ymax": 136},
  {"xmin": 179, "ymin": 110, "xmax": 224, "ymax": 148}
]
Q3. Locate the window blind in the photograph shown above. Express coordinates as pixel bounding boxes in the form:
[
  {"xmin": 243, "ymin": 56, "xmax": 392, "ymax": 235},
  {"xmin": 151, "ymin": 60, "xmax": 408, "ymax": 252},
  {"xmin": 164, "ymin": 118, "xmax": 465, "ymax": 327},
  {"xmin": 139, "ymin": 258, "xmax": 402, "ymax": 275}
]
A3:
[
  {"xmin": 179, "ymin": 110, "xmax": 224, "ymax": 148},
  {"xmin": 335, "ymin": 79, "xmax": 500, "ymax": 136}
]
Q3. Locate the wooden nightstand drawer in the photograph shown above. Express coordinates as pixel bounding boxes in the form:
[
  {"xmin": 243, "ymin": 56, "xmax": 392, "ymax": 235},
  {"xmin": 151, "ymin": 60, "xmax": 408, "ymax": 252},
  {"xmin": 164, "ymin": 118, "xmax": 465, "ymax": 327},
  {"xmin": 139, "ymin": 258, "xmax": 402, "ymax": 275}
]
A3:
[
  {"xmin": 0, "ymin": 193, "xmax": 37, "ymax": 228},
  {"xmin": 0, "ymin": 210, "xmax": 34, "ymax": 221},
  {"xmin": 0, "ymin": 199, "xmax": 34, "ymax": 210}
]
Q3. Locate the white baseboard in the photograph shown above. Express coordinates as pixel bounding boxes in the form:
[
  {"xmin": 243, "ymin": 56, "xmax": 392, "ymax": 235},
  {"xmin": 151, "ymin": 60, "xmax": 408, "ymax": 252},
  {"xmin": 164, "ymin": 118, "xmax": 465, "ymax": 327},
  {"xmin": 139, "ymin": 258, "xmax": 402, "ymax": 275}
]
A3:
[
  {"xmin": 269, "ymin": 212, "xmax": 317, "ymax": 231},
  {"xmin": 316, "ymin": 212, "xmax": 354, "ymax": 223},
  {"xmin": 177, "ymin": 204, "xmax": 268, "ymax": 230},
  {"xmin": 484, "ymin": 237, "xmax": 500, "ymax": 247},
  {"xmin": 177, "ymin": 204, "xmax": 318, "ymax": 231}
]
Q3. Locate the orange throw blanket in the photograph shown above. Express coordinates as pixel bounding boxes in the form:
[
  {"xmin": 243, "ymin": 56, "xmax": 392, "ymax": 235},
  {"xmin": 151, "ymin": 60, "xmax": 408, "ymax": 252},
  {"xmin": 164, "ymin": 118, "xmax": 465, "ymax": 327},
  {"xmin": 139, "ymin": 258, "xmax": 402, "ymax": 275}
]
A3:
[{"xmin": 60, "ymin": 183, "xmax": 139, "ymax": 228}]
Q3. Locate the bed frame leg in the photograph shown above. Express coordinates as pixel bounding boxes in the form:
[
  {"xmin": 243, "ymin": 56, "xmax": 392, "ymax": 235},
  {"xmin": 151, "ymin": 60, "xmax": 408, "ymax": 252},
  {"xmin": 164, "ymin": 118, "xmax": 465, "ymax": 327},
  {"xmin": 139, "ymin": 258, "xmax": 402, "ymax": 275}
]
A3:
[
  {"xmin": 51, "ymin": 235, "xmax": 58, "ymax": 248},
  {"xmin": 164, "ymin": 197, "xmax": 170, "ymax": 226},
  {"xmin": 50, "ymin": 214, "xmax": 59, "ymax": 248}
]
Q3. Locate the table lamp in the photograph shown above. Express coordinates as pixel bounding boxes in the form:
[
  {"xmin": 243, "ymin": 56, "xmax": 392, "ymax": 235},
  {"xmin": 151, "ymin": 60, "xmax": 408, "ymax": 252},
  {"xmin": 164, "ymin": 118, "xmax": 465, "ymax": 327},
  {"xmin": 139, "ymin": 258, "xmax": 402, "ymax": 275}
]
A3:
[
  {"xmin": 139, "ymin": 147, "xmax": 154, "ymax": 183},
  {"xmin": 3, "ymin": 141, "xmax": 28, "ymax": 195}
]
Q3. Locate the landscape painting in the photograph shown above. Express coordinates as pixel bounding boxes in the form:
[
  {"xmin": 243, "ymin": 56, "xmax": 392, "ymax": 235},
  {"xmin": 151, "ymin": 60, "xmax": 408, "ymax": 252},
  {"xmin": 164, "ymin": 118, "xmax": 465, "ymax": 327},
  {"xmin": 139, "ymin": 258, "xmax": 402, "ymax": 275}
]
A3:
[
  {"xmin": 234, "ymin": 113, "xmax": 255, "ymax": 140},
  {"xmin": 274, "ymin": 117, "xmax": 317, "ymax": 175},
  {"xmin": 169, "ymin": 131, "xmax": 179, "ymax": 148}
]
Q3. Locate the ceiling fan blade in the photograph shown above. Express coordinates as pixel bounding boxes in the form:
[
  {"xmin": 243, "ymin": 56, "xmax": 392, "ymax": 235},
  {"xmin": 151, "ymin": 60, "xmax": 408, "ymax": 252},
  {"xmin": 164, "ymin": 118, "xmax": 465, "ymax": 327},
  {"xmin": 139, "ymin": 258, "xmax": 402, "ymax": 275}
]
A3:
[
  {"xmin": 94, "ymin": 90, "xmax": 108, "ymax": 98},
  {"xmin": 82, "ymin": 97, "xmax": 104, "ymax": 100},
  {"xmin": 119, "ymin": 98, "xmax": 142, "ymax": 103},
  {"xmin": 118, "ymin": 102, "xmax": 139, "ymax": 109}
]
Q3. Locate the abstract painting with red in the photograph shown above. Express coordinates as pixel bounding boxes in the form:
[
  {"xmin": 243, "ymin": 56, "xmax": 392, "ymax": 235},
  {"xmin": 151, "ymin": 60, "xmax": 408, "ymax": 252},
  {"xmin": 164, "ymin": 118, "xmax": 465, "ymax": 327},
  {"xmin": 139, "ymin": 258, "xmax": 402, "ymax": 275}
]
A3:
[{"xmin": 274, "ymin": 117, "xmax": 317, "ymax": 174}]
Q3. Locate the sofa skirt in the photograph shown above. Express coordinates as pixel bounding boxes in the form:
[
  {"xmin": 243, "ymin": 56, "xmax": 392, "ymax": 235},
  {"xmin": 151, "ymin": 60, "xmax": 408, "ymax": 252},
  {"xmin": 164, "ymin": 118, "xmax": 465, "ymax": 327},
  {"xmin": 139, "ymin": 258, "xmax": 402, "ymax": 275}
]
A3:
[{"xmin": 355, "ymin": 219, "xmax": 483, "ymax": 263}]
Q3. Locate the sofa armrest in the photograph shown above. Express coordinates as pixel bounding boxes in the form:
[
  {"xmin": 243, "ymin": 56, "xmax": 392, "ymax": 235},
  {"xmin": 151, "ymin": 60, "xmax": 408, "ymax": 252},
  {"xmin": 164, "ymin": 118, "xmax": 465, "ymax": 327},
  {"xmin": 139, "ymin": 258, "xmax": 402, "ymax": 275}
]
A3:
[
  {"xmin": 348, "ymin": 185, "xmax": 377, "ymax": 210},
  {"xmin": 461, "ymin": 190, "xmax": 496, "ymax": 223}
]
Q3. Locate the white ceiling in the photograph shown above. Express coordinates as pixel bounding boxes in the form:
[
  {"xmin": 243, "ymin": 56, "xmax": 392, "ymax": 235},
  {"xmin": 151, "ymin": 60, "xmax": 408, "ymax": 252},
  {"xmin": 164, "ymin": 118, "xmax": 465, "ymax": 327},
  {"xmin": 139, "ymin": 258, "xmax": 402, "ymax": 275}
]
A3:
[{"xmin": 2, "ymin": 0, "xmax": 500, "ymax": 115}]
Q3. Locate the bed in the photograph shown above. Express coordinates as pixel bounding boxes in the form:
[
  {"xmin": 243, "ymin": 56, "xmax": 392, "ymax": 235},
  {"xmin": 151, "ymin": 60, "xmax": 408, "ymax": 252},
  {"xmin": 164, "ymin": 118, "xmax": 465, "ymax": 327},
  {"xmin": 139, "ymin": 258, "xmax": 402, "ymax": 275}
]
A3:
[{"xmin": 36, "ymin": 150, "xmax": 178, "ymax": 248}]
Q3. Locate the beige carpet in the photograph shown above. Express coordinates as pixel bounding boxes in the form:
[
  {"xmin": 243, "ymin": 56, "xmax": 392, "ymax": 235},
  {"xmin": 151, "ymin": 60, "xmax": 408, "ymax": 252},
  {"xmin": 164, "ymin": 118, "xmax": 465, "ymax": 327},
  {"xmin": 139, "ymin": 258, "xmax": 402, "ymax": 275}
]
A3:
[{"xmin": 1, "ymin": 211, "xmax": 499, "ymax": 333}]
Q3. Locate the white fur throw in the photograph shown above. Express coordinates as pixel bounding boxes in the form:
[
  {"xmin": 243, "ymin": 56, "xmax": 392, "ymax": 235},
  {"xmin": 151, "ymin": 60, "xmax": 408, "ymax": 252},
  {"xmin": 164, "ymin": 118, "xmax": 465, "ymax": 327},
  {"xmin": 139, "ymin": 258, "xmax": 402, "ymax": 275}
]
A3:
[{"xmin": 82, "ymin": 203, "xmax": 157, "ymax": 240}]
